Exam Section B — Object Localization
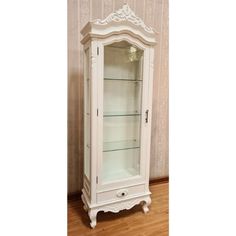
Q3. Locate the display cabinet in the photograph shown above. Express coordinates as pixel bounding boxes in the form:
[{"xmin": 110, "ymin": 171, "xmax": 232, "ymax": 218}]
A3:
[{"xmin": 81, "ymin": 4, "xmax": 157, "ymax": 228}]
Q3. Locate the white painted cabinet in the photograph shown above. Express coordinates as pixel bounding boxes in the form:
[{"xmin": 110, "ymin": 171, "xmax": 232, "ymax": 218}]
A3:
[{"xmin": 81, "ymin": 4, "xmax": 156, "ymax": 228}]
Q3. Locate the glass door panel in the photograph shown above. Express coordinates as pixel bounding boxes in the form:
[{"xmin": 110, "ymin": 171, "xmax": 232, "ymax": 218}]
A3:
[{"xmin": 102, "ymin": 41, "xmax": 143, "ymax": 184}]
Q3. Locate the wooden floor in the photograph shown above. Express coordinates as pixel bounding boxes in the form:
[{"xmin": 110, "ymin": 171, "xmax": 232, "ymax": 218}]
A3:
[{"xmin": 68, "ymin": 182, "xmax": 169, "ymax": 236}]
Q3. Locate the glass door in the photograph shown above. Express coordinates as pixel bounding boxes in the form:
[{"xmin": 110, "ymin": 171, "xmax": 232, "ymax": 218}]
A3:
[{"xmin": 102, "ymin": 41, "xmax": 144, "ymax": 184}]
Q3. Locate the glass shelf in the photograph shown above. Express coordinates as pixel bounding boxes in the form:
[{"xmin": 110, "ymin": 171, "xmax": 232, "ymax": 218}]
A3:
[
  {"xmin": 103, "ymin": 139, "xmax": 140, "ymax": 152},
  {"xmin": 104, "ymin": 77, "xmax": 142, "ymax": 82},
  {"xmin": 103, "ymin": 111, "xmax": 141, "ymax": 117}
]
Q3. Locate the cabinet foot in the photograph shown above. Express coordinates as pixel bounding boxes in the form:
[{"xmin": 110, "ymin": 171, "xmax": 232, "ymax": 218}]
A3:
[
  {"xmin": 88, "ymin": 209, "xmax": 97, "ymax": 229},
  {"xmin": 82, "ymin": 191, "xmax": 151, "ymax": 227},
  {"xmin": 142, "ymin": 196, "xmax": 151, "ymax": 214}
]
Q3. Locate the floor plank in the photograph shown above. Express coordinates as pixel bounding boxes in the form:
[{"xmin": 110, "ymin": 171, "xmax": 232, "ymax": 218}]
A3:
[{"xmin": 68, "ymin": 183, "xmax": 169, "ymax": 236}]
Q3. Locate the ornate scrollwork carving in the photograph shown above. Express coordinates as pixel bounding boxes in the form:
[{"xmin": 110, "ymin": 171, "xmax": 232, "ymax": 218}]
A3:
[
  {"xmin": 82, "ymin": 194, "xmax": 151, "ymax": 228},
  {"xmin": 93, "ymin": 4, "xmax": 155, "ymax": 34},
  {"xmin": 102, "ymin": 198, "xmax": 144, "ymax": 213}
]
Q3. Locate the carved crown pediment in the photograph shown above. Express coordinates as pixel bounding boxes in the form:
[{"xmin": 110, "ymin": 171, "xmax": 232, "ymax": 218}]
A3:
[
  {"xmin": 92, "ymin": 4, "xmax": 155, "ymax": 34},
  {"xmin": 81, "ymin": 4, "xmax": 157, "ymax": 45}
]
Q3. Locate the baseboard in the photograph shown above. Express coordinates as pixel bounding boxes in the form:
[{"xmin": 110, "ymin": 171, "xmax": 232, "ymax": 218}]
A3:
[
  {"xmin": 68, "ymin": 176, "xmax": 169, "ymax": 201},
  {"xmin": 149, "ymin": 176, "xmax": 169, "ymax": 185}
]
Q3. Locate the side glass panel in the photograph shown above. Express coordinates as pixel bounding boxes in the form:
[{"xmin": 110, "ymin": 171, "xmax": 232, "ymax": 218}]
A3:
[
  {"xmin": 84, "ymin": 49, "xmax": 91, "ymax": 180},
  {"xmin": 102, "ymin": 41, "xmax": 144, "ymax": 183}
]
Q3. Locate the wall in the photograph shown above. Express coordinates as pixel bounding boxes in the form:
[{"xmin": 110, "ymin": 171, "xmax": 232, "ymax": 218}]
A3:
[{"xmin": 68, "ymin": 0, "xmax": 169, "ymax": 194}]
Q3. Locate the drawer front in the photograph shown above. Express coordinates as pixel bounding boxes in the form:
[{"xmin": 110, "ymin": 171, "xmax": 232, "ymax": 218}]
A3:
[{"xmin": 97, "ymin": 184, "xmax": 145, "ymax": 203}]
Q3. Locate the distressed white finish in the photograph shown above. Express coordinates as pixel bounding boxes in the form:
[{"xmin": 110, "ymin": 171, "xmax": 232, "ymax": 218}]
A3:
[{"xmin": 81, "ymin": 4, "xmax": 156, "ymax": 228}]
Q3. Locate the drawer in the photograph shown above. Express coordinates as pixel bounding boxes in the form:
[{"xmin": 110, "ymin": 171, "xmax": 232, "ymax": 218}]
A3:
[{"xmin": 97, "ymin": 184, "xmax": 145, "ymax": 203}]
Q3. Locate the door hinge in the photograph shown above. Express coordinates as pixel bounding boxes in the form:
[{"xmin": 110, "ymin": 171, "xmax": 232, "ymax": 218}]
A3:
[
  {"xmin": 97, "ymin": 47, "xmax": 99, "ymax": 55},
  {"xmin": 96, "ymin": 176, "xmax": 98, "ymax": 184},
  {"xmin": 145, "ymin": 109, "xmax": 149, "ymax": 123},
  {"xmin": 97, "ymin": 109, "xmax": 98, "ymax": 116}
]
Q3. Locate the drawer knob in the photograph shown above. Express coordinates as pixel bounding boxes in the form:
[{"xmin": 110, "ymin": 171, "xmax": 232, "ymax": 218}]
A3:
[{"xmin": 117, "ymin": 189, "xmax": 128, "ymax": 197}]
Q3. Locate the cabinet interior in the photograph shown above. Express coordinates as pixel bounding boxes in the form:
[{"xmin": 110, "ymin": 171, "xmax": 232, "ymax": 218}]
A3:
[{"xmin": 102, "ymin": 41, "xmax": 144, "ymax": 183}]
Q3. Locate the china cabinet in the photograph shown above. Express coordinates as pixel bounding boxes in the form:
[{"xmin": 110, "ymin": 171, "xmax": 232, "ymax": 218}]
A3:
[{"xmin": 81, "ymin": 4, "xmax": 157, "ymax": 228}]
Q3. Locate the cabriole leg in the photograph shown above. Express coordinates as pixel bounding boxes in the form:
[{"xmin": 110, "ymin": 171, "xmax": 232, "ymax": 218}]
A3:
[
  {"xmin": 142, "ymin": 196, "xmax": 151, "ymax": 214},
  {"xmin": 88, "ymin": 209, "xmax": 97, "ymax": 229}
]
